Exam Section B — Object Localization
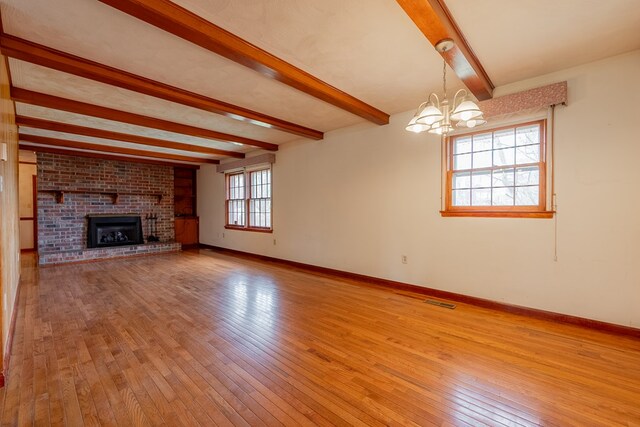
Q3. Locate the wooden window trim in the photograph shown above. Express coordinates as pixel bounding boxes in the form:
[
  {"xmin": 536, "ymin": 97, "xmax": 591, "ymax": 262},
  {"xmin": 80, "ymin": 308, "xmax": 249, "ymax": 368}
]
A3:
[
  {"xmin": 225, "ymin": 167, "xmax": 273, "ymax": 232},
  {"xmin": 442, "ymin": 119, "xmax": 554, "ymax": 219},
  {"xmin": 224, "ymin": 225, "xmax": 274, "ymax": 233}
]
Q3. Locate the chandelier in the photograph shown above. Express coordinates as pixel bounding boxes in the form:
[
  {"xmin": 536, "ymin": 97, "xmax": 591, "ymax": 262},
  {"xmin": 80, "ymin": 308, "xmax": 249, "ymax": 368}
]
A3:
[{"xmin": 406, "ymin": 39, "xmax": 485, "ymax": 135}]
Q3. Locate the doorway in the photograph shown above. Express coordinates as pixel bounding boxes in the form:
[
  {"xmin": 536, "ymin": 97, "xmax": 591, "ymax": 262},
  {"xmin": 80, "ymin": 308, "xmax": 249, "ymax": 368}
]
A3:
[{"xmin": 19, "ymin": 154, "xmax": 37, "ymax": 252}]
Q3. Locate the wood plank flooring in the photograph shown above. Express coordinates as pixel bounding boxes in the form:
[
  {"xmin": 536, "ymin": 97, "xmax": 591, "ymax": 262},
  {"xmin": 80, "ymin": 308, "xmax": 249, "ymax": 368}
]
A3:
[{"xmin": 1, "ymin": 249, "xmax": 639, "ymax": 426}]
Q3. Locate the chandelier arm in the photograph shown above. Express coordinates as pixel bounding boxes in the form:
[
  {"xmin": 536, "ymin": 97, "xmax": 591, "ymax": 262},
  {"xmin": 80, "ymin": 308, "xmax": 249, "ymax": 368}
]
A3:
[
  {"xmin": 453, "ymin": 89, "xmax": 468, "ymax": 108},
  {"xmin": 428, "ymin": 93, "xmax": 440, "ymax": 107}
]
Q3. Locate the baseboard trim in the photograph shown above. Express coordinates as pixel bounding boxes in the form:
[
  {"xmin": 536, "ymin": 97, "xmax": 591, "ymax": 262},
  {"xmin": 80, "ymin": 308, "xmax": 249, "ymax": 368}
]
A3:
[
  {"xmin": 2, "ymin": 274, "xmax": 23, "ymax": 388},
  {"xmin": 200, "ymin": 244, "xmax": 640, "ymax": 339}
]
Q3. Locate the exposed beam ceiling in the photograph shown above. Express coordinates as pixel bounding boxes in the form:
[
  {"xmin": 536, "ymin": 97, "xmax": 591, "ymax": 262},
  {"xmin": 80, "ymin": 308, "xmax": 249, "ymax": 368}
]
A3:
[
  {"xmin": 0, "ymin": 33, "xmax": 324, "ymax": 139},
  {"xmin": 16, "ymin": 115, "xmax": 244, "ymax": 158},
  {"xmin": 19, "ymin": 133, "xmax": 218, "ymax": 164},
  {"xmin": 395, "ymin": 0, "xmax": 494, "ymax": 100},
  {"xmin": 97, "ymin": 0, "xmax": 390, "ymax": 126},
  {"xmin": 20, "ymin": 144, "xmax": 201, "ymax": 168},
  {"xmin": 11, "ymin": 88, "xmax": 279, "ymax": 151}
]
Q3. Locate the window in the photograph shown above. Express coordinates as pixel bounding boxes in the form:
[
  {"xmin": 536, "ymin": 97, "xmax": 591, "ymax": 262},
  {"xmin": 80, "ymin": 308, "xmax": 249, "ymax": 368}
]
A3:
[
  {"xmin": 443, "ymin": 120, "xmax": 552, "ymax": 218},
  {"xmin": 226, "ymin": 172, "xmax": 245, "ymax": 226},
  {"xmin": 225, "ymin": 168, "xmax": 272, "ymax": 231}
]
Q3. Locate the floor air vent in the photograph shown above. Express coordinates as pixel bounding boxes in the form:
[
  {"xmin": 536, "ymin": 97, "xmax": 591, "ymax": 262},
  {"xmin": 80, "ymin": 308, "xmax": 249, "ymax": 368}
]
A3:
[{"xmin": 425, "ymin": 299, "xmax": 456, "ymax": 309}]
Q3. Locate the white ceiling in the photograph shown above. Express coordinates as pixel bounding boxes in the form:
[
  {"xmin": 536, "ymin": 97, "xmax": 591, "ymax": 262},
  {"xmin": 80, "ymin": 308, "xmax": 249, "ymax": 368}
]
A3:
[
  {"xmin": 3, "ymin": 0, "xmax": 640, "ymax": 162},
  {"xmin": 446, "ymin": 0, "xmax": 640, "ymax": 86}
]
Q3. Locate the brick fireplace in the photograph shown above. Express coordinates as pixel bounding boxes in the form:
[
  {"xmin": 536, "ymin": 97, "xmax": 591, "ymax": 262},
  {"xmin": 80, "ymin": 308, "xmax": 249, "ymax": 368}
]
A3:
[{"xmin": 37, "ymin": 153, "xmax": 181, "ymax": 265}]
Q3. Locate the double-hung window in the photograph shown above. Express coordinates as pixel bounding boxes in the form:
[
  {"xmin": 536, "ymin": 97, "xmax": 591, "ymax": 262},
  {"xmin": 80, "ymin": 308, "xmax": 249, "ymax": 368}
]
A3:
[
  {"xmin": 444, "ymin": 120, "xmax": 551, "ymax": 218},
  {"xmin": 225, "ymin": 168, "xmax": 272, "ymax": 231}
]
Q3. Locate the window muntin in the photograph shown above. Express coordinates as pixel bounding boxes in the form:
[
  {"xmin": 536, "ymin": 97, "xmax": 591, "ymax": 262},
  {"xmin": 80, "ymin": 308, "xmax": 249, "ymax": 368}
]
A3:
[
  {"xmin": 225, "ymin": 168, "xmax": 272, "ymax": 231},
  {"xmin": 447, "ymin": 121, "xmax": 546, "ymax": 214}
]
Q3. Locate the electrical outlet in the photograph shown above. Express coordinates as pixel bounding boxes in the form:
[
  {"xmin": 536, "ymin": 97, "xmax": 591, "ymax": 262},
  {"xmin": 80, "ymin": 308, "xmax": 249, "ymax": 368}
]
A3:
[
  {"xmin": 402, "ymin": 255, "xmax": 408, "ymax": 264},
  {"xmin": 222, "ymin": 232, "xmax": 225, "ymax": 238},
  {"xmin": 273, "ymin": 239, "xmax": 276, "ymax": 245}
]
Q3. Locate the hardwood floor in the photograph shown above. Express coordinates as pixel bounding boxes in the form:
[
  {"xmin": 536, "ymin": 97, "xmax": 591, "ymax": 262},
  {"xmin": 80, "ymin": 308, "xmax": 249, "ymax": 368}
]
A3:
[{"xmin": 2, "ymin": 250, "xmax": 639, "ymax": 426}]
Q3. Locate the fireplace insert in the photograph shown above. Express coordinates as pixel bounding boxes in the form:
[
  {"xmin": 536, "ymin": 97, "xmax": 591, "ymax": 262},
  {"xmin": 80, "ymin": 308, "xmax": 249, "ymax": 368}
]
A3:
[{"xmin": 87, "ymin": 215, "xmax": 144, "ymax": 248}]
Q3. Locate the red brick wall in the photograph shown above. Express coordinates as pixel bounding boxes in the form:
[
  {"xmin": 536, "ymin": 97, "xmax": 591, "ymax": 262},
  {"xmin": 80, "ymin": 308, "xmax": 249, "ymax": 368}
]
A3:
[{"xmin": 37, "ymin": 153, "xmax": 176, "ymax": 263}]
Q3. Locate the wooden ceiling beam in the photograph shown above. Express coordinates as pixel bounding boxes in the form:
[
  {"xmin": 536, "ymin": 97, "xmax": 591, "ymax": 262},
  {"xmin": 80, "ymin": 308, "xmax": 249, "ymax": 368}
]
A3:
[
  {"xmin": 11, "ymin": 88, "xmax": 278, "ymax": 151},
  {"xmin": 20, "ymin": 143, "xmax": 202, "ymax": 168},
  {"xmin": 20, "ymin": 133, "xmax": 218, "ymax": 164},
  {"xmin": 15, "ymin": 115, "xmax": 243, "ymax": 158},
  {"xmin": 396, "ymin": 0, "xmax": 494, "ymax": 100},
  {"xmin": 0, "ymin": 33, "xmax": 323, "ymax": 139},
  {"xmin": 98, "ymin": 0, "xmax": 390, "ymax": 126}
]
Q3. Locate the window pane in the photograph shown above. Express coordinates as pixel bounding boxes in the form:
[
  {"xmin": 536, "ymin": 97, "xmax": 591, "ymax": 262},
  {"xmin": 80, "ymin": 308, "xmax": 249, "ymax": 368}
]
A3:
[
  {"xmin": 516, "ymin": 125, "xmax": 540, "ymax": 146},
  {"xmin": 494, "ymin": 129, "xmax": 515, "ymax": 149},
  {"xmin": 471, "ymin": 188, "xmax": 491, "ymax": 206},
  {"xmin": 249, "ymin": 198, "xmax": 270, "ymax": 228},
  {"xmin": 228, "ymin": 200, "xmax": 246, "ymax": 226},
  {"xmin": 454, "ymin": 136, "xmax": 472, "ymax": 154},
  {"xmin": 515, "ymin": 185, "xmax": 539, "ymax": 206},
  {"xmin": 492, "ymin": 187, "xmax": 515, "ymax": 206},
  {"xmin": 516, "ymin": 144, "xmax": 540, "ymax": 164},
  {"xmin": 454, "ymin": 153, "xmax": 471, "ymax": 170},
  {"xmin": 228, "ymin": 173, "xmax": 245, "ymax": 200},
  {"xmin": 473, "ymin": 151, "xmax": 492, "ymax": 168},
  {"xmin": 471, "ymin": 171, "xmax": 491, "ymax": 188},
  {"xmin": 515, "ymin": 166, "xmax": 539, "ymax": 186},
  {"xmin": 472, "ymin": 133, "xmax": 492, "ymax": 152},
  {"xmin": 452, "ymin": 172, "xmax": 470, "ymax": 189},
  {"xmin": 493, "ymin": 148, "xmax": 515, "ymax": 166},
  {"xmin": 452, "ymin": 189, "xmax": 470, "ymax": 206},
  {"xmin": 492, "ymin": 168, "xmax": 514, "ymax": 187}
]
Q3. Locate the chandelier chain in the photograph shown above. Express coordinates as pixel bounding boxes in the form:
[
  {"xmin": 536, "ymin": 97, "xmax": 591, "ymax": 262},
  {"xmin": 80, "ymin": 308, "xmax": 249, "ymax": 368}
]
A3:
[{"xmin": 442, "ymin": 60, "xmax": 447, "ymax": 97}]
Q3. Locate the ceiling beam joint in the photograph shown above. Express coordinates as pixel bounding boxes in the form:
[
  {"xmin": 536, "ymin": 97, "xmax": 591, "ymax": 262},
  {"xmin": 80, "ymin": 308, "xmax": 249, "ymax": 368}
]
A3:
[{"xmin": 396, "ymin": 0, "xmax": 494, "ymax": 100}]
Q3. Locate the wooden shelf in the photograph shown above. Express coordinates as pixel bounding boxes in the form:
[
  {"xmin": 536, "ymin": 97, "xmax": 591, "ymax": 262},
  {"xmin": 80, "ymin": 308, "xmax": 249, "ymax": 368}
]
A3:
[
  {"xmin": 174, "ymin": 167, "xmax": 197, "ymax": 217},
  {"xmin": 40, "ymin": 189, "xmax": 164, "ymax": 204}
]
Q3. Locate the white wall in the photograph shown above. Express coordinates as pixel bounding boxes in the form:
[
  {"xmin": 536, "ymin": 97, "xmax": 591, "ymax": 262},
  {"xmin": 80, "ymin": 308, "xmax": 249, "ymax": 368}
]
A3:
[{"xmin": 198, "ymin": 50, "xmax": 640, "ymax": 328}]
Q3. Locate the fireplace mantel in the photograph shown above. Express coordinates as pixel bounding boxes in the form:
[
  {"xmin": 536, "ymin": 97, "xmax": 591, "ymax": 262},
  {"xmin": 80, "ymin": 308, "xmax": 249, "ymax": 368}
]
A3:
[{"xmin": 40, "ymin": 189, "xmax": 164, "ymax": 204}]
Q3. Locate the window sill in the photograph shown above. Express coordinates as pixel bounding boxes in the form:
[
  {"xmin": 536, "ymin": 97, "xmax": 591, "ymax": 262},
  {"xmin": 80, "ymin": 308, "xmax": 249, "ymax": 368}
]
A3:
[
  {"xmin": 225, "ymin": 225, "xmax": 273, "ymax": 233},
  {"xmin": 440, "ymin": 210, "xmax": 555, "ymax": 219}
]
